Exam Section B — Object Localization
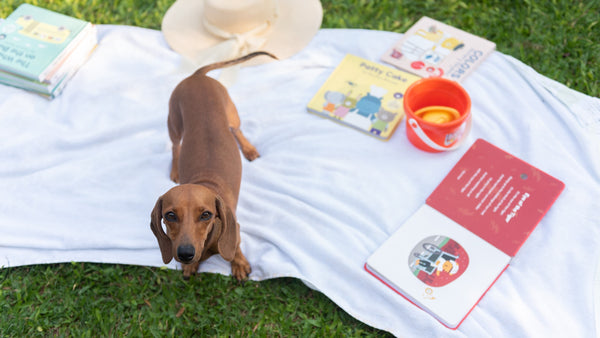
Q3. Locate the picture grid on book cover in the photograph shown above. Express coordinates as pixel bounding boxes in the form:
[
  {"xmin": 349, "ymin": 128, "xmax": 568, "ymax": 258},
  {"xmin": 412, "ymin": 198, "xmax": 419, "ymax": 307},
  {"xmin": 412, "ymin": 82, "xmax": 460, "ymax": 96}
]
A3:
[{"xmin": 381, "ymin": 16, "xmax": 496, "ymax": 82}]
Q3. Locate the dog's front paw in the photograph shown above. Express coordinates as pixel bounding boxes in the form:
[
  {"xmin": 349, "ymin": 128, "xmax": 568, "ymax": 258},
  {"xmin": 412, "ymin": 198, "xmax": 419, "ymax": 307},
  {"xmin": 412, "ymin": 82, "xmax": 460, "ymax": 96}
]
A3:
[
  {"xmin": 242, "ymin": 146, "xmax": 260, "ymax": 162},
  {"xmin": 182, "ymin": 262, "xmax": 199, "ymax": 280},
  {"xmin": 231, "ymin": 253, "xmax": 251, "ymax": 281}
]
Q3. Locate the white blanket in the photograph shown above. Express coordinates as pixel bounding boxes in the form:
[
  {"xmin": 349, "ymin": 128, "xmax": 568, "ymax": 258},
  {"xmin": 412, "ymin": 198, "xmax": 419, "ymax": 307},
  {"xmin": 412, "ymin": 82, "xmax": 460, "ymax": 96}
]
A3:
[{"xmin": 1, "ymin": 25, "xmax": 599, "ymax": 337}]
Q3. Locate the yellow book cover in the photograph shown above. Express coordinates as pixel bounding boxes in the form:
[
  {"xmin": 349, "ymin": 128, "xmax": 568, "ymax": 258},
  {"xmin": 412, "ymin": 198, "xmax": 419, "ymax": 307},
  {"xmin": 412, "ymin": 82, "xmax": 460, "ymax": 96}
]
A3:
[{"xmin": 307, "ymin": 54, "xmax": 421, "ymax": 140}]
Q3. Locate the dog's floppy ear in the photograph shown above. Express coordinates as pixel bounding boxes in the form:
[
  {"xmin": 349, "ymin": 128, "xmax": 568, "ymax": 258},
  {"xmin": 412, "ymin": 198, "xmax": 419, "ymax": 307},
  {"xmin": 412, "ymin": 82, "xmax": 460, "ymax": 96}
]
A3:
[
  {"xmin": 150, "ymin": 196, "xmax": 173, "ymax": 264},
  {"xmin": 215, "ymin": 195, "xmax": 239, "ymax": 262}
]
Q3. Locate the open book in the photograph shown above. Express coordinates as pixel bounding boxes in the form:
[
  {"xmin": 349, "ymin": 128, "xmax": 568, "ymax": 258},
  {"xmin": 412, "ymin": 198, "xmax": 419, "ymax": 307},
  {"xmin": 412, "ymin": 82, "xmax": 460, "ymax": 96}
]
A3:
[{"xmin": 365, "ymin": 139, "xmax": 565, "ymax": 329}]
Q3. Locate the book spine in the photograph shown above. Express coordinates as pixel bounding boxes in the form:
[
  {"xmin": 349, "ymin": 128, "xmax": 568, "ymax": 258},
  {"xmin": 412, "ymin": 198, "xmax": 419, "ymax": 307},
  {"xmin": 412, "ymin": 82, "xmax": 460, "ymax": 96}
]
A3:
[
  {"xmin": 48, "ymin": 26, "xmax": 98, "ymax": 98},
  {"xmin": 0, "ymin": 69, "xmax": 53, "ymax": 94},
  {"xmin": 44, "ymin": 24, "xmax": 96, "ymax": 85},
  {"xmin": 40, "ymin": 22, "xmax": 92, "ymax": 83}
]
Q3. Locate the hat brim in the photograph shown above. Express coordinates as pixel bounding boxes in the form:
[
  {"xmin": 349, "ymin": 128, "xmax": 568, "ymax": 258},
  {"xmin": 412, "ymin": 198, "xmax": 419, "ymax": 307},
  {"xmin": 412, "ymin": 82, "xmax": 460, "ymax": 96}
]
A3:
[{"xmin": 161, "ymin": 0, "xmax": 323, "ymax": 66}]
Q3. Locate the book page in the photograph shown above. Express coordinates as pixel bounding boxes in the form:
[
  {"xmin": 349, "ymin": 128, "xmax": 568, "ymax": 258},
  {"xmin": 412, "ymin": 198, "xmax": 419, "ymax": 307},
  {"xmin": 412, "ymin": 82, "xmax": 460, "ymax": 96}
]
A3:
[
  {"xmin": 426, "ymin": 139, "xmax": 565, "ymax": 256},
  {"xmin": 366, "ymin": 205, "xmax": 510, "ymax": 328}
]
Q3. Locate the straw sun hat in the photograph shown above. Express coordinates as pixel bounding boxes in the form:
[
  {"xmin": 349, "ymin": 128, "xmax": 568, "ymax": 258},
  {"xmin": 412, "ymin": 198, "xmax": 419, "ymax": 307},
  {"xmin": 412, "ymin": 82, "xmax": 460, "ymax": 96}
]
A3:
[{"xmin": 161, "ymin": 0, "xmax": 323, "ymax": 67}]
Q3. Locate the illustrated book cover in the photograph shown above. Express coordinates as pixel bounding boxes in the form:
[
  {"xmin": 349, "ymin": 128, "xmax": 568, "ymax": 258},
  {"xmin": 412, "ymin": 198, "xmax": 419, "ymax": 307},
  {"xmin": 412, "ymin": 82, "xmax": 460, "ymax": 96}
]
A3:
[
  {"xmin": 307, "ymin": 54, "xmax": 421, "ymax": 141},
  {"xmin": 0, "ymin": 3, "xmax": 93, "ymax": 83},
  {"xmin": 381, "ymin": 16, "xmax": 496, "ymax": 82},
  {"xmin": 0, "ymin": 24, "xmax": 97, "ymax": 98},
  {"xmin": 365, "ymin": 139, "xmax": 565, "ymax": 329}
]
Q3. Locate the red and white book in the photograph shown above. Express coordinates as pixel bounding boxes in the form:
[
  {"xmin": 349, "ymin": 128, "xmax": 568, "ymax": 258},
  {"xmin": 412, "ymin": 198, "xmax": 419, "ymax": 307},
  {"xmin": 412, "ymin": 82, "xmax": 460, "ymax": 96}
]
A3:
[
  {"xmin": 365, "ymin": 139, "xmax": 565, "ymax": 329},
  {"xmin": 381, "ymin": 16, "xmax": 496, "ymax": 82}
]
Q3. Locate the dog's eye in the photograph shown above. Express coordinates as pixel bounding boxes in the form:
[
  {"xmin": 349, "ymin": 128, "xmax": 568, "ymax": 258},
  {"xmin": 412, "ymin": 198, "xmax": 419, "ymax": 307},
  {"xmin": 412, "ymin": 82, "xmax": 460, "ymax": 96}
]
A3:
[
  {"xmin": 164, "ymin": 211, "xmax": 178, "ymax": 222},
  {"xmin": 200, "ymin": 211, "xmax": 212, "ymax": 221}
]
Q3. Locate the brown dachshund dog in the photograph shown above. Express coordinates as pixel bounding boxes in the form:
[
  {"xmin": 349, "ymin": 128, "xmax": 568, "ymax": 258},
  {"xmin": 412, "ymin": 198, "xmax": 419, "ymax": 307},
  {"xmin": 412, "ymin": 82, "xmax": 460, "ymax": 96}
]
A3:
[{"xmin": 151, "ymin": 52, "xmax": 276, "ymax": 280}]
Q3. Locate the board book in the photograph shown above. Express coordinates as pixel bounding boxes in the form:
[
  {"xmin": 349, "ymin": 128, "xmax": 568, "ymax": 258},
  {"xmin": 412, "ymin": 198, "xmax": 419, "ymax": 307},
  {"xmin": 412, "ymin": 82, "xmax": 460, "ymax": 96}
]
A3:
[
  {"xmin": 365, "ymin": 139, "xmax": 565, "ymax": 329},
  {"xmin": 381, "ymin": 16, "xmax": 496, "ymax": 82},
  {"xmin": 0, "ymin": 24, "xmax": 97, "ymax": 98},
  {"xmin": 307, "ymin": 54, "xmax": 421, "ymax": 140},
  {"xmin": 0, "ymin": 3, "xmax": 94, "ymax": 83}
]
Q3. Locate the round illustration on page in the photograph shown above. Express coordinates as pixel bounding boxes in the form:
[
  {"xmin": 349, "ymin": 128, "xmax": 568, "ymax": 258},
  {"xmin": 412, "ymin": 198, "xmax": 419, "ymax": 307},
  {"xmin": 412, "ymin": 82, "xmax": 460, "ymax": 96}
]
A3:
[{"xmin": 408, "ymin": 235, "xmax": 469, "ymax": 287}]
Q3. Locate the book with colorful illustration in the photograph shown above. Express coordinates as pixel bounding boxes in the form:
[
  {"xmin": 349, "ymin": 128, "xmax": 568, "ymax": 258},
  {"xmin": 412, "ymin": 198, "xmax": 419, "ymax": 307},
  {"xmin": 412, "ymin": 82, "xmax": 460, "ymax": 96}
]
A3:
[
  {"xmin": 0, "ymin": 23, "xmax": 97, "ymax": 98},
  {"xmin": 365, "ymin": 139, "xmax": 564, "ymax": 329},
  {"xmin": 0, "ymin": 3, "xmax": 96, "ymax": 96},
  {"xmin": 381, "ymin": 16, "xmax": 496, "ymax": 82},
  {"xmin": 307, "ymin": 54, "xmax": 421, "ymax": 140}
]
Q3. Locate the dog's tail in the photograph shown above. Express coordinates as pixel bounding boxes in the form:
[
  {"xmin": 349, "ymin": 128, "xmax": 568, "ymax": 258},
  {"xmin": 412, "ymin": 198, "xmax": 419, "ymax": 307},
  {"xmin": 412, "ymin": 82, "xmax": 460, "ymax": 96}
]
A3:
[{"xmin": 194, "ymin": 51, "xmax": 278, "ymax": 76}]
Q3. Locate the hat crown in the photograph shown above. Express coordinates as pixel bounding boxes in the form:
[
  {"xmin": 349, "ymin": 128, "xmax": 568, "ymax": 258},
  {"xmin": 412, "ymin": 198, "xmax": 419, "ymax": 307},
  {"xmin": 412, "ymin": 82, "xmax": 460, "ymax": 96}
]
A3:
[
  {"xmin": 161, "ymin": 0, "xmax": 323, "ymax": 70},
  {"xmin": 203, "ymin": 0, "xmax": 276, "ymax": 35}
]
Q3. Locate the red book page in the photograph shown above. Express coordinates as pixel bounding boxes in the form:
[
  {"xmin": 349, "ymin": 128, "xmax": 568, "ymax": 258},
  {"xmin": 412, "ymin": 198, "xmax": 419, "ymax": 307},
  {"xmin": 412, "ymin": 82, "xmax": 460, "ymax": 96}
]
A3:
[{"xmin": 426, "ymin": 139, "xmax": 565, "ymax": 256}]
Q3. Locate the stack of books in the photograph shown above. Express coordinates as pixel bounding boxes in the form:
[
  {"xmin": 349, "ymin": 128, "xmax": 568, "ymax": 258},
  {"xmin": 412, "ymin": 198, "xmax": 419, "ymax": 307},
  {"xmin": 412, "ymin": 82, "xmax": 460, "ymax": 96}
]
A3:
[{"xmin": 0, "ymin": 4, "xmax": 97, "ymax": 98}]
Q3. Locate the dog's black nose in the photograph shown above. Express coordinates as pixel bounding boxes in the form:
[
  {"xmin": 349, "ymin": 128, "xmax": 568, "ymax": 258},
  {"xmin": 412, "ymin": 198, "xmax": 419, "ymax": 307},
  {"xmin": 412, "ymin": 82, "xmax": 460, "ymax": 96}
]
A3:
[{"xmin": 177, "ymin": 245, "xmax": 195, "ymax": 262}]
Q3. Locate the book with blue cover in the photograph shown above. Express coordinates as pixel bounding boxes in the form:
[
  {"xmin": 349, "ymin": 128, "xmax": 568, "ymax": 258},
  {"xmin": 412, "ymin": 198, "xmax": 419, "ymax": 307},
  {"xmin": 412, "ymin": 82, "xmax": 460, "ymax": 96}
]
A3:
[
  {"xmin": 0, "ymin": 3, "xmax": 93, "ymax": 83},
  {"xmin": 0, "ymin": 25, "xmax": 97, "ymax": 98}
]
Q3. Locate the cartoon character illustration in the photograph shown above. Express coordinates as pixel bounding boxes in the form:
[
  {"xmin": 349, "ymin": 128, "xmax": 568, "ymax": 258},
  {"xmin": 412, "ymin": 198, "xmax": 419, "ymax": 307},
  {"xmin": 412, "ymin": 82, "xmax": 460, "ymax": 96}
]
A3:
[
  {"xmin": 333, "ymin": 96, "xmax": 357, "ymax": 119},
  {"xmin": 343, "ymin": 85, "xmax": 388, "ymax": 130},
  {"xmin": 16, "ymin": 15, "xmax": 70, "ymax": 44},
  {"xmin": 370, "ymin": 95, "xmax": 402, "ymax": 135},
  {"xmin": 409, "ymin": 236, "xmax": 469, "ymax": 287},
  {"xmin": 434, "ymin": 257, "xmax": 459, "ymax": 276},
  {"xmin": 370, "ymin": 109, "xmax": 398, "ymax": 135},
  {"xmin": 413, "ymin": 242, "xmax": 459, "ymax": 276},
  {"xmin": 331, "ymin": 81, "xmax": 358, "ymax": 119},
  {"xmin": 353, "ymin": 85, "xmax": 387, "ymax": 119},
  {"xmin": 322, "ymin": 90, "xmax": 345, "ymax": 113}
]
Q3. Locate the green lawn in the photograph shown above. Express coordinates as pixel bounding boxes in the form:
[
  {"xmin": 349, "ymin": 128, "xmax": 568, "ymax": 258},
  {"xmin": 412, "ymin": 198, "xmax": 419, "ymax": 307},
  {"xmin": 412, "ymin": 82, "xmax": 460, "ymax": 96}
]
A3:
[{"xmin": 1, "ymin": 0, "xmax": 599, "ymax": 336}]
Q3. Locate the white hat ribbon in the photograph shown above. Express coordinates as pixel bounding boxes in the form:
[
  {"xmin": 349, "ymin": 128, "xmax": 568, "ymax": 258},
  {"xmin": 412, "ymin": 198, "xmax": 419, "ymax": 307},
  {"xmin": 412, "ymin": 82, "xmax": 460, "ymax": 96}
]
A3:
[
  {"xmin": 188, "ymin": 0, "xmax": 279, "ymax": 68},
  {"xmin": 202, "ymin": 16, "xmax": 272, "ymax": 60}
]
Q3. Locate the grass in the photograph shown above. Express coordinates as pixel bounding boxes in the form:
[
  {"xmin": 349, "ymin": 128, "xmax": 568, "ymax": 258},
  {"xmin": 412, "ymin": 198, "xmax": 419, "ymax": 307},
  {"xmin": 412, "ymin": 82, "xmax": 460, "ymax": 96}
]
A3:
[
  {"xmin": 1, "ymin": 0, "xmax": 598, "ymax": 336},
  {"xmin": 1, "ymin": 0, "xmax": 597, "ymax": 97},
  {"xmin": 1, "ymin": 263, "xmax": 373, "ymax": 336}
]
